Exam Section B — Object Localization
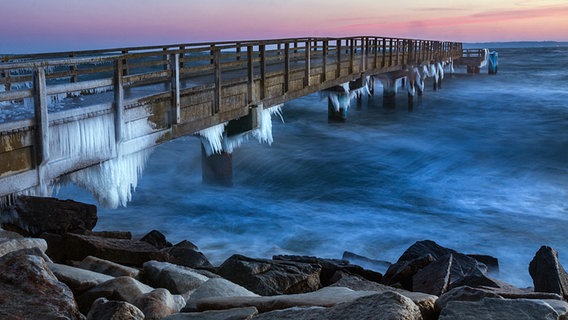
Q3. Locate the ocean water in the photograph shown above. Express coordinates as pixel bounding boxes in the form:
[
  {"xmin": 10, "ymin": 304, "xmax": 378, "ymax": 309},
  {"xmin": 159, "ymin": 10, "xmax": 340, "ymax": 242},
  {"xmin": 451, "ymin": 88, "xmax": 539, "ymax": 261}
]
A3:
[{"xmin": 57, "ymin": 47, "xmax": 568, "ymax": 288}]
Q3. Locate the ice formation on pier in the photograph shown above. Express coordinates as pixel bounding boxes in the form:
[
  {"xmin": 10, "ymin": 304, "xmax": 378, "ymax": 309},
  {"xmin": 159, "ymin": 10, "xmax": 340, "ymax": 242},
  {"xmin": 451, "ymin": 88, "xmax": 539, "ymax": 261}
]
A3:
[
  {"xmin": 198, "ymin": 104, "xmax": 284, "ymax": 156},
  {"xmin": 321, "ymin": 80, "xmax": 372, "ymax": 112}
]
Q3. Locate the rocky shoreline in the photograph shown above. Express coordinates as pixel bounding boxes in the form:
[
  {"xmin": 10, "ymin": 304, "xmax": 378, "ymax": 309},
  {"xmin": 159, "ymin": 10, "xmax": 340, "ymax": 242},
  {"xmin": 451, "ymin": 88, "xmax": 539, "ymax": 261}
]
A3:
[{"xmin": 1, "ymin": 195, "xmax": 568, "ymax": 319}]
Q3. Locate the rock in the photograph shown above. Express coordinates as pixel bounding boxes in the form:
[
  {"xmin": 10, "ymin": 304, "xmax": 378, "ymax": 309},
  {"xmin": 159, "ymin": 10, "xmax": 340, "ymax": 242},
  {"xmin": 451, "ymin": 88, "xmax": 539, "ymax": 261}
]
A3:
[
  {"xmin": 73, "ymin": 255, "xmax": 141, "ymax": 278},
  {"xmin": 77, "ymin": 276, "xmax": 154, "ymax": 314},
  {"xmin": 0, "ymin": 226, "xmax": 23, "ymax": 239},
  {"xmin": 0, "ymin": 237, "xmax": 48, "ymax": 257},
  {"xmin": 184, "ymin": 278, "xmax": 259, "ymax": 311},
  {"xmin": 413, "ymin": 253, "xmax": 452, "ymax": 296},
  {"xmin": 86, "ymin": 297, "xmax": 145, "ymax": 320},
  {"xmin": 435, "ymin": 286, "xmax": 503, "ymax": 314},
  {"xmin": 164, "ymin": 307, "xmax": 258, "ymax": 320},
  {"xmin": 143, "ymin": 260, "xmax": 209, "ymax": 294},
  {"xmin": 383, "ymin": 240, "xmax": 486, "ymax": 291},
  {"xmin": 62, "ymin": 232, "xmax": 169, "ymax": 266},
  {"xmin": 167, "ymin": 246, "xmax": 215, "ymax": 270},
  {"xmin": 468, "ymin": 254, "xmax": 499, "ymax": 273},
  {"xmin": 330, "ymin": 272, "xmax": 437, "ymax": 320},
  {"xmin": 0, "ymin": 250, "xmax": 84, "ymax": 319},
  {"xmin": 529, "ymin": 246, "xmax": 568, "ymax": 299},
  {"xmin": 447, "ymin": 270, "xmax": 518, "ymax": 292},
  {"xmin": 197, "ymin": 286, "xmax": 384, "ymax": 313},
  {"xmin": 342, "ymin": 251, "xmax": 392, "ymax": 274},
  {"xmin": 439, "ymin": 297, "xmax": 560, "ymax": 320},
  {"xmin": 48, "ymin": 262, "xmax": 114, "ymax": 294},
  {"xmin": 85, "ymin": 230, "xmax": 133, "ymax": 239},
  {"xmin": 217, "ymin": 254, "xmax": 321, "ymax": 295},
  {"xmin": 134, "ymin": 288, "xmax": 186, "ymax": 320},
  {"xmin": 41, "ymin": 232, "xmax": 67, "ymax": 262},
  {"xmin": 254, "ymin": 291, "xmax": 422, "ymax": 320},
  {"xmin": 1, "ymin": 195, "xmax": 97, "ymax": 236},
  {"xmin": 141, "ymin": 229, "xmax": 173, "ymax": 249},
  {"xmin": 174, "ymin": 240, "xmax": 199, "ymax": 251}
]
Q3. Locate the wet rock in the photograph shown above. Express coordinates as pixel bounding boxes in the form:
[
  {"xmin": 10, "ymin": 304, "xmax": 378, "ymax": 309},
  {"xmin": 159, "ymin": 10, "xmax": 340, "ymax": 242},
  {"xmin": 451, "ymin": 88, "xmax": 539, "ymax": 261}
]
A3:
[
  {"xmin": 167, "ymin": 246, "xmax": 215, "ymax": 270},
  {"xmin": 134, "ymin": 288, "xmax": 186, "ymax": 320},
  {"xmin": 0, "ymin": 226, "xmax": 23, "ymax": 239},
  {"xmin": 217, "ymin": 254, "xmax": 321, "ymax": 295},
  {"xmin": 468, "ymin": 254, "xmax": 499, "ymax": 274},
  {"xmin": 62, "ymin": 232, "xmax": 169, "ymax": 266},
  {"xmin": 73, "ymin": 255, "xmax": 141, "ymax": 278},
  {"xmin": 85, "ymin": 230, "xmax": 132, "ymax": 239},
  {"xmin": 0, "ymin": 237, "xmax": 48, "ymax": 257},
  {"xmin": 174, "ymin": 240, "xmax": 199, "ymax": 251},
  {"xmin": 447, "ymin": 270, "xmax": 516, "ymax": 292},
  {"xmin": 529, "ymin": 246, "xmax": 568, "ymax": 299},
  {"xmin": 143, "ymin": 260, "xmax": 209, "ymax": 294},
  {"xmin": 77, "ymin": 276, "xmax": 154, "ymax": 314},
  {"xmin": 184, "ymin": 277, "xmax": 259, "ymax": 311},
  {"xmin": 0, "ymin": 250, "xmax": 84, "ymax": 319},
  {"xmin": 48, "ymin": 262, "xmax": 114, "ymax": 294},
  {"xmin": 164, "ymin": 307, "xmax": 258, "ymax": 320},
  {"xmin": 439, "ymin": 297, "xmax": 560, "ymax": 320},
  {"xmin": 383, "ymin": 240, "xmax": 485, "ymax": 291},
  {"xmin": 413, "ymin": 253, "xmax": 452, "ymax": 296},
  {"xmin": 342, "ymin": 251, "xmax": 392, "ymax": 274},
  {"xmin": 1, "ymin": 195, "xmax": 97, "ymax": 236},
  {"xmin": 141, "ymin": 229, "xmax": 173, "ymax": 249},
  {"xmin": 434, "ymin": 286, "xmax": 503, "ymax": 314},
  {"xmin": 254, "ymin": 291, "xmax": 422, "ymax": 320},
  {"xmin": 86, "ymin": 297, "xmax": 145, "ymax": 320}
]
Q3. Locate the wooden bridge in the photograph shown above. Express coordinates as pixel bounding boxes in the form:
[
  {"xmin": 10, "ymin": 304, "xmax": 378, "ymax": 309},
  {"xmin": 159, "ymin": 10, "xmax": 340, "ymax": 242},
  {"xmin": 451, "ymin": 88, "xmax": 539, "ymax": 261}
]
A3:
[{"xmin": 0, "ymin": 36, "xmax": 481, "ymax": 204}]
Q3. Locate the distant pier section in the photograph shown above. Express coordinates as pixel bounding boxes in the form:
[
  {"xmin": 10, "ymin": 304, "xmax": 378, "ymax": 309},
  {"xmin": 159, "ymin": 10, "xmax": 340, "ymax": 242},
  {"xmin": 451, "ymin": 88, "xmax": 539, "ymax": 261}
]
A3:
[{"xmin": 0, "ymin": 36, "xmax": 488, "ymax": 204}]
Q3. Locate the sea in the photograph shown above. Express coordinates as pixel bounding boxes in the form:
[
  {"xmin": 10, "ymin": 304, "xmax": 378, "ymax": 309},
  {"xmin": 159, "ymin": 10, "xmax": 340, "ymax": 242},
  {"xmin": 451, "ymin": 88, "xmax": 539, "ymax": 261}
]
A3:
[{"xmin": 55, "ymin": 46, "xmax": 568, "ymax": 288}]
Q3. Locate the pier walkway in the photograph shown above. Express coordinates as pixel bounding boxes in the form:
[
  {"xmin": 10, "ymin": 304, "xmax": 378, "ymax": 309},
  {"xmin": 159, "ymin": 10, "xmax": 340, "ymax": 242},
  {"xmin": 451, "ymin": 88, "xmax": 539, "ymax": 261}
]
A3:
[{"xmin": 0, "ymin": 36, "xmax": 484, "ymax": 203}]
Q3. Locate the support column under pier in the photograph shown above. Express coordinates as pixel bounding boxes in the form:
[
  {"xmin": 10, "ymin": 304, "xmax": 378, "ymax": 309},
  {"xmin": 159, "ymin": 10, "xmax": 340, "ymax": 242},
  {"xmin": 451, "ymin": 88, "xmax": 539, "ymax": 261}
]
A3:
[
  {"xmin": 201, "ymin": 144, "xmax": 233, "ymax": 186},
  {"xmin": 382, "ymin": 82, "xmax": 397, "ymax": 108},
  {"xmin": 467, "ymin": 65, "xmax": 480, "ymax": 74},
  {"xmin": 328, "ymin": 97, "xmax": 347, "ymax": 122}
]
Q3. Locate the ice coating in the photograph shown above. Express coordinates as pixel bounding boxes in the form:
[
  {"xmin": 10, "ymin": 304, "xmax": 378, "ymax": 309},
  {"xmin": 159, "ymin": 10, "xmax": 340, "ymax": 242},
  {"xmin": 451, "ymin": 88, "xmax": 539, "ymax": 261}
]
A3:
[
  {"xmin": 198, "ymin": 122, "xmax": 228, "ymax": 156},
  {"xmin": 322, "ymin": 80, "xmax": 371, "ymax": 112}
]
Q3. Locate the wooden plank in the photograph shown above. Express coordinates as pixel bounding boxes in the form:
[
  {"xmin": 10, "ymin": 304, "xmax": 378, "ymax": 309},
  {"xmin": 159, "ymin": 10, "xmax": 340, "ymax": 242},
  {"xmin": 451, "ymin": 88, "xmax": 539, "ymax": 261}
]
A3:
[
  {"xmin": 170, "ymin": 53, "xmax": 181, "ymax": 124},
  {"xmin": 114, "ymin": 60, "xmax": 124, "ymax": 143},
  {"xmin": 214, "ymin": 48, "xmax": 221, "ymax": 114},
  {"xmin": 33, "ymin": 67, "xmax": 49, "ymax": 165}
]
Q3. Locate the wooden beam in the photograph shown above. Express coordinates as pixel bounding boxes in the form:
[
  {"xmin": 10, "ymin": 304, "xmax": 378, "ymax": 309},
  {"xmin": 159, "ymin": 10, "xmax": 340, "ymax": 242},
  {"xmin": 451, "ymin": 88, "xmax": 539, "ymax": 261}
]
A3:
[
  {"xmin": 33, "ymin": 67, "xmax": 49, "ymax": 165},
  {"xmin": 113, "ymin": 60, "xmax": 124, "ymax": 143},
  {"xmin": 213, "ymin": 48, "xmax": 221, "ymax": 113},
  {"xmin": 304, "ymin": 40, "xmax": 311, "ymax": 87},
  {"xmin": 247, "ymin": 45, "xmax": 253, "ymax": 103},
  {"xmin": 170, "ymin": 53, "xmax": 181, "ymax": 124}
]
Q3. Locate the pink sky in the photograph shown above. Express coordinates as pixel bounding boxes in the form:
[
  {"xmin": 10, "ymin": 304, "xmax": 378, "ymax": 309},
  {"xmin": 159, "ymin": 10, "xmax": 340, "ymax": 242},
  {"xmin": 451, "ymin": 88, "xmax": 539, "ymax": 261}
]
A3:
[{"xmin": 1, "ymin": 0, "xmax": 568, "ymax": 53}]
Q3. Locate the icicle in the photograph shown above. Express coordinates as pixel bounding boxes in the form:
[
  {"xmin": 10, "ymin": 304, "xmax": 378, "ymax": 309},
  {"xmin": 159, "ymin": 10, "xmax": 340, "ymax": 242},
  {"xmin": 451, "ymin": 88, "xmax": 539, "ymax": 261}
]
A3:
[
  {"xmin": 437, "ymin": 62, "xmax": 444, "ymax": 80},
  {"xmin": 479, "ymin": 49, "xmax": 489, "ymax": 68},
  {"xmin": 65, "ymin": 148, "xmax": 153, "ymax": 209},
  {"xmin": 252, "ymin": 104, "xmax": 283, "ymax": 145},
  {"xmin": 198, "ymin": 122, "xmax": 228, "ymax": 156}
]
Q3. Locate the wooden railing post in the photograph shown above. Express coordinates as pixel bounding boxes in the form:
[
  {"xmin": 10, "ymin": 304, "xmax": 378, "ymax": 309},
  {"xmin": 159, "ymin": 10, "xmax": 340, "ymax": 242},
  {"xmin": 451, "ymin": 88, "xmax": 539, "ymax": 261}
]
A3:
[
  {"xmin": 304, "ymin": 39, "xmax": 311, "ymax": 87},
  {"xmin": 179, "ymin": 46, "xmax": 185, "ymax": 68},
  {"xmin": 113, "ymin": 60, "xmax": 124, "ymax": 143},
  {"xmin": 389, "ymin": 38, "xmax": 393, "ymax": 67},
  {"xmin": 69, "ymin": 53, "xmax": 78, "ymax": 83},
  {"xmin": 170, "ymin": 53, "xmax": 180, "ymax": 124},
  {"xmin": 337, "ymin": 39, "xmax": 342, "ymax": 77},
  {"xmin": 408, "ymin": 40, "xmax": 414, "ymax": 64},
  {"xmin": 1, "ymin": 69, "xmax": 11, "ymax": 92},
  {"xmin": 213, "ymin": 48, "xmax": 221, "ymax": 113},
  {"xmin": 33, "ymin": 67, "xmax": 49, "ymax": 166},
  {"xmin": 163, "ymin": 48, "xmax": 170, "ymax": 71},
  {"xmin": 349, "ymin": 38, "xmax": 354, "ymax": 73},
  {"xmin": 236, "ymin": 44, "xmax": 242, "ymax": 61},
  {"xmin": 121, "ymin": 50, "xmax": 129, "ymax": 76},
  {"xmin": 284, "ymin": 42, "xmax": 290, "ymax": 92},
  {"xmin": 374, "ymin": 38, "xmax": 378, "ymax": 69},
  {"xmin": 247, "ymin": 45, "xmax": 253, "ymax": 103},
  {"xmin": 361, "ymin": 37, "xmax": 366, "ymax": 71},
  {"xmin": 259, "ymin": 43, "xmax": 266, "ymax": 99},
  {"xmin": 322, "ymin": 39, "xmax": 328, "ymax": 82}
]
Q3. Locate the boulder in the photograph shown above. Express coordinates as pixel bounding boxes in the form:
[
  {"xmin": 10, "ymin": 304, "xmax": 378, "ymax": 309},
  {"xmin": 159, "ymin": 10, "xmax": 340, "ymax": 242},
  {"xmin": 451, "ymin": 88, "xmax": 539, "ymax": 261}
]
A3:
[
  {"xmin": 0, "ymin": 237, "xmax": 48, "ymax": 257},
  {"xmin": 134, "ymin": 288, "xmax": 186, "ymax": 320},
  {"xmin": 435, "ymin": 286, "xmax": 503, "ymax": 314},
  {"xmin": 143, "ymin": 260, "xmax": 209, "ymax": 294},
  {"xmin": 217, "ymin": 254, "xmax": 321, "ymax": 295},
  {"xmin": 254, "ymin": 291, "xmax": 422, "ymax": 320},
  {"xmin": 184, "ymin": 278, "xmax": 259, "ymax": 311},
  {"xmin": 467, "ymin": 254, "xmax": 499, "ymax": 274},
  {"xmin": 73, "ymin": 255, "xmax": 141, "ymax": 278},
  {"xmin": 439, "ymin": 297, "xmax": 560, "ymax": 320},
  {"xmin": 85, "ymin": 230, "xmax": 132, "ymax": 239},
  {"xmin": 86, "ymin": 297, "xmax": 145, "ymax": 320},
  {"xmin": 342, "ymin": 251, "xmax": 392, "ymax": 274},
  {"xmin": 77, "ymin": 276, "xmax": 154, "ymax": 314},
  {"xmin": 412, "ymin": 253, "xmax": 452, "ymax": 296},
  {"xmin": 1, "ymin": 195, "xmax": 97, "ymax": 236},
  {"xmin": 62, "ymin": 232, "xmax": 169, "ymax": 266},
  {"xmin": 167, "ymin": 246, "xmax": 214, "ymax": 270},
  {"xmin": 0, "ymin": 227, "xmax": 23, "ymax": 239},
  {"xmin": 0, "ymin": 250, "xmax": 84, "ymax": 320},
  {"xmin": 174, "ymin": 240, "xmax": 199, "ymax": 251},
  {"xmin": 164, "ymin": 307, "xmax": 258, "ymax": 320},
  {"xmin": 383, "ymin": 240, "xmax": 485, "ymax": 291},
  {"xmin": 529, "ymin": 246, "xmax": 568, "ymax": 299},
  {"xmin": 140, "ymin": 229, "xmax": 173, "ymax": 249},
  {"xmin": 47, "ymin": 262, "xmax": 114, "ymax": 294}
]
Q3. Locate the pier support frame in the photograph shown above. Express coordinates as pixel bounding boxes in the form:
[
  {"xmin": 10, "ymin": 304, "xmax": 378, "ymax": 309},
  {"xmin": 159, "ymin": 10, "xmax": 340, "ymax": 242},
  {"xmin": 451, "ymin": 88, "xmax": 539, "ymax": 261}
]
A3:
[
  {"xmin": 201, "ymin": 144, "xmax": 233, "ymax": 186},
  {"xmin": 328, "ymin": 97, "xmax": 347, "ymax": 122},
  {"xmin": 380, "ymin": 78, "xmax": 397, "ymax": 108}
]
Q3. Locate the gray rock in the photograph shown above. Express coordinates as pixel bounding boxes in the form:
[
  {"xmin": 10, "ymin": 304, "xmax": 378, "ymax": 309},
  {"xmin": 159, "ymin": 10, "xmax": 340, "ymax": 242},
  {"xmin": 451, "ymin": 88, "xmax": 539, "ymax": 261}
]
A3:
[
  {"xmin": 413, "ymin": 253, "xmax": 452, "ymax": 296},
  {"xmin": 164, "ymin": 307, "xmax": 258, "ymax": 320},
  {"xmin": 174, "ymin": 240, "xmax": 199, "ymax": 251},
  {"xmin": 134, "ymin": 288, "xmax": 186, "ymax": 320},
  {"xmin": 167, "ymin": 246, "xmax": 214, "ymax": 270},
  {"xmin": 185, "ymin": 278, "xmax": 259, "ymax": 311},
  {"xmin": 196, "ymin": 286, "xmax": 383, "ymax": 313},
  {"xmin": 140, "ymin": 229, "xmax": 172, "ymax": 249},
  {"xmin": 435, "ymin": 285, "xmax": 503, "ymax": 314},
  {"xmin": 439, "ymin": 297, "xmax": 559, "ymax": 320},
  {"xmin": 0, "ymin": 237, "xmax": 47, "ymax": 257},
  {"xmin": 2, "ymin": 195, "xmax": 97, "ymax": 236},
  {"xmin": 48, "ymin": 262, "xmax": 114, "ymax": 294},
  {"xmin": 529, "ymin": 246, "xmax": 568, "ymax": 299},
  {"xmin": 86, "ymin": 297, "xmax": 145, "ymax": 320},
  {"xmin": 342, "ymin": 251, "xmax": 392, "ymax": 274},
  {"xmin": 144, "ymin": 260, "xmax": 209, "ymax": 294},
  {"xmin": 77, "ymin": 276, "xmax": 154, "ymax": 314},
  {"xmin": 217, "ymin": 254, "xmax": 321, "ymax": 295},
  {"xmin": 254, "ymin": 291, "xmax": 422, "ymax": 320},
  {"xmin": 467, "ymin": 254, "xmax": 499, "ymax": 274},
  {"xmin": 0, "ymin": 250, "xmax": 85, "ymax": 319},
  {"xmin": 0, "ymin": 227, "xmax": 23, "ymax": 239},
  {"xmin": 74, "ymin": 255, "xmax": 141, "ymax": 278}
]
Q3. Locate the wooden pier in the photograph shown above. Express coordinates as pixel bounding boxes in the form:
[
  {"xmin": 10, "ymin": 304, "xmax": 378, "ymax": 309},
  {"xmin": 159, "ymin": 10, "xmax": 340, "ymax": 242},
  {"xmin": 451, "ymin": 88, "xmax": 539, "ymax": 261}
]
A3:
[{"xmin": 0, "ymin": 36, "xmax": 477, "ymax": 200}]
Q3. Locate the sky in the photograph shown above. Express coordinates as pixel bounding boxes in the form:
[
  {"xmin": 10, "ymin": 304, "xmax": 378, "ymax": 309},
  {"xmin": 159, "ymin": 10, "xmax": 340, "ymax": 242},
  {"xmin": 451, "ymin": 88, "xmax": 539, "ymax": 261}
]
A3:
[{"xmin": 1, "ymin": 0, "xmax": 568, "ymax": 53}]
